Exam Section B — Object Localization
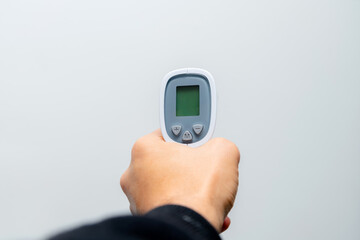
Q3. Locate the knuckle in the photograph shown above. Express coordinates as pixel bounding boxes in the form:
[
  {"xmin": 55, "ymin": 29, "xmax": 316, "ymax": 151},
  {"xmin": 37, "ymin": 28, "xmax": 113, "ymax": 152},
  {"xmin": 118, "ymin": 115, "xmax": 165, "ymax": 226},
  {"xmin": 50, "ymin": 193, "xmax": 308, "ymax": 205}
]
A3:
[
  {"xmin": 131, "ymin": 137, "xmax": 147, "ymax": 156},
  {"xmin": 212, "ymin": 138, "xmax": 240, "ymax": 162},
  {"xmin": 120, "ymin": 171, "xmax": 129, "ymax": 192},
  {"xmin": 229, "ymin": 143, "xmax": 240, "ymax": 162},
  {"xmin": 217, "ymin": 137, "xmax": 228, "ymax": 143},
  {"xmin": 210, "ymin": 137, "xmax": 228, "ymax": 146}
]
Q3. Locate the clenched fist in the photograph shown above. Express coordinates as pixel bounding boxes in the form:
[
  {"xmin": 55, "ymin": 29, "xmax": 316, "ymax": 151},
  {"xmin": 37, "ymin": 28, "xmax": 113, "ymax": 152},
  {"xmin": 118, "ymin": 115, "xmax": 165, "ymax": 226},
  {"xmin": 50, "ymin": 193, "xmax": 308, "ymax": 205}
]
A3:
[{"xmin": 120, "ymin": 129, "xmax": 240, "ymax": 232}]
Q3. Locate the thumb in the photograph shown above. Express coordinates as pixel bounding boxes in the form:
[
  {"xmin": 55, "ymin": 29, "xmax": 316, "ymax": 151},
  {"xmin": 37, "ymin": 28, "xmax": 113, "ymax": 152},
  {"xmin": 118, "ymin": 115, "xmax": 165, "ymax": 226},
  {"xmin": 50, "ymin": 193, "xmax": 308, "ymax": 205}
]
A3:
[{"xmin": 144, "ymin": 129, "xmax": 165, "ymax": 142}]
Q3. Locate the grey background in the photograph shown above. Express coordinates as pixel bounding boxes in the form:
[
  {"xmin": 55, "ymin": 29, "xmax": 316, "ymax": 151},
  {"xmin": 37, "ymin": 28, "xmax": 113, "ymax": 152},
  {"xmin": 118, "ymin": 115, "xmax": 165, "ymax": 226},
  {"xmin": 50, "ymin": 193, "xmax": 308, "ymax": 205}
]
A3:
[{"xmin": 0, "ymin": 0, "xmax": 359, "ymax": 239}]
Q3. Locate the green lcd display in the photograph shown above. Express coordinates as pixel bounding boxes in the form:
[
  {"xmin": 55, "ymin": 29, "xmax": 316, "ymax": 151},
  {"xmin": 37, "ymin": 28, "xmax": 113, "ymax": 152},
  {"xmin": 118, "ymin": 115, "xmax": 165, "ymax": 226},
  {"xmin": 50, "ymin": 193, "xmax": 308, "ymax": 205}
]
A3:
[{"xmin": 176, "ymin": 85, "xmax": 200, "ymax": 116}]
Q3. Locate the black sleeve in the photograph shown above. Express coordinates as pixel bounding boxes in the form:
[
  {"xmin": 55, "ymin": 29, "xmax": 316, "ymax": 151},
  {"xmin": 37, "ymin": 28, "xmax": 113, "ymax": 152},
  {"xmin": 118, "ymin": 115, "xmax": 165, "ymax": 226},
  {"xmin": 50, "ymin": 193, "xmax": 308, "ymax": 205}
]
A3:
[{"xmin": 48, "ymin": 205, "xmax": 221, "ymax": 240}]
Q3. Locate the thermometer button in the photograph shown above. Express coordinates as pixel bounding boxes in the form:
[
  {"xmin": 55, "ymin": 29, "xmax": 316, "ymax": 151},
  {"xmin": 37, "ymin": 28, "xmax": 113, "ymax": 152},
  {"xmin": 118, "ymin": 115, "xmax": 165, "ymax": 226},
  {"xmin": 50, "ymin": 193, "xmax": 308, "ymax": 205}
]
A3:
[
  {"xmin": 171, "ymin": 125, "xmax": 182, "ymax": 136},
  {"xmin": 182, "ymin": 131, "xmax": 193, "ymax": 142},
  {"xmin": 192, "ymin": 124, "xmax": 203, "ymax": 135}
]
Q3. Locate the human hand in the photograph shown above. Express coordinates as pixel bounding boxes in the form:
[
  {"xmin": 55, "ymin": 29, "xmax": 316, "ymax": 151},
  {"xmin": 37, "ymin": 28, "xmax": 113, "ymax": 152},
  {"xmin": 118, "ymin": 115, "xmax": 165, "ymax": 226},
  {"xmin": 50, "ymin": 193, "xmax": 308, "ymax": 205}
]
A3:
[{"xmin": 120, "ymin": 129, "xmax": 240, "ymax": 232}]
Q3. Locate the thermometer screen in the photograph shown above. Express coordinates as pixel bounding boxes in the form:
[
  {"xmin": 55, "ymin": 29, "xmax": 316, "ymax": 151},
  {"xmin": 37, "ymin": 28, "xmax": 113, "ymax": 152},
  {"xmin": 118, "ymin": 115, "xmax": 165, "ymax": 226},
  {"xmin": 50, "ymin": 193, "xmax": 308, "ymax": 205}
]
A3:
[{"xmin": 176, "ymin": 85, "xmax": 199, "ymax": 116}]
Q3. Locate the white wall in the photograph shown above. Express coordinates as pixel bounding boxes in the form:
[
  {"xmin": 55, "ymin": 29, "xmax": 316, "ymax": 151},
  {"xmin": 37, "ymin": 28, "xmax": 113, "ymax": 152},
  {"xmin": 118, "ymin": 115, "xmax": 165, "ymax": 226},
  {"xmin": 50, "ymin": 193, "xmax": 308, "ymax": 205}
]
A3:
[{"xmin": 0, "ymin": 1, "xmax": 359, "ymax": 239}]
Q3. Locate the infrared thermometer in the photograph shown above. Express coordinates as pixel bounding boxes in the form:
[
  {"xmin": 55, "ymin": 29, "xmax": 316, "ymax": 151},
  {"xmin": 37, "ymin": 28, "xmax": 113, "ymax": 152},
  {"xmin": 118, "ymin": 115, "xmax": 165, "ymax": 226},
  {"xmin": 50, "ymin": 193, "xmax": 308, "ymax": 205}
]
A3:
[{"xmin": 160, "ymin": 68, "xmax": 216, "ymax": 147}]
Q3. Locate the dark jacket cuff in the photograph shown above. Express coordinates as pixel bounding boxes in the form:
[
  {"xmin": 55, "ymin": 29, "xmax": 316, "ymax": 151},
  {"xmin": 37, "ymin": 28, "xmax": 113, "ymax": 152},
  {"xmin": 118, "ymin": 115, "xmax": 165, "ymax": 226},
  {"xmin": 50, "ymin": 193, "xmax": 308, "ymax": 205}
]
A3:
[{"xmin": 145, "ymin": 205, "xmax": 221, "ymax": 240}]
